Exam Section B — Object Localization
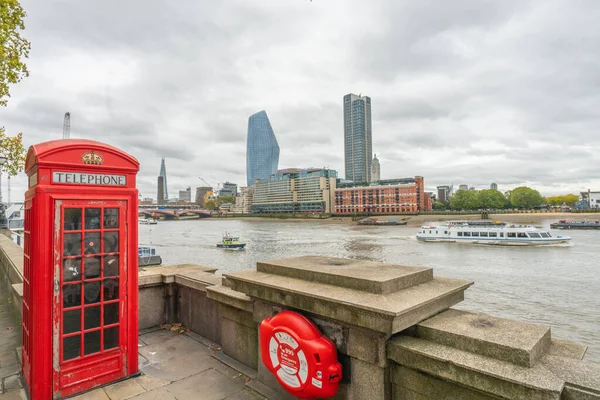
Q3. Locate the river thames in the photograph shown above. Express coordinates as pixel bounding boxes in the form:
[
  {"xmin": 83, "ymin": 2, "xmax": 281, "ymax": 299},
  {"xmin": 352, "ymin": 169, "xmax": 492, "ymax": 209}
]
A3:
[{"xmin": 139, "ymin": 217, "xmax": 600, "ymax": 363}]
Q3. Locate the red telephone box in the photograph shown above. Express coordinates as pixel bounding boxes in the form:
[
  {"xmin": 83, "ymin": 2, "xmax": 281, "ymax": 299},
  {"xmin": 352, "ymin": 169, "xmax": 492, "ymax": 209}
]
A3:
[{"xmin": 22, "ymin": 139, "xmax": 140, "ymax": 399}]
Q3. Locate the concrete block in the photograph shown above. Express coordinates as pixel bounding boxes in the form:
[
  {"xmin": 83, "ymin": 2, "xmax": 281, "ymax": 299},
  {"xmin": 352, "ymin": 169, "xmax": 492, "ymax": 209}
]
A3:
[
  {"xmin": 226, "ymin": 271, "xmax": 471, "ymax": 335},
  {"xmin": 388, "ymin": 336, "xmax": 563, "ymax": 400},
  {"xmin": 547, "ymin": 339, "xmax": 587, "ymax": 360},
  {"xmin": 347, "ymin": 327, "xmax": 387, "ymax": 367},
  {"xmin": 138, "ymin": 285, "xmax": 165, "ymax": 330},
  {"xmin": 9, "ymin": 285, "xmax": 21, "ymax": 316},
  {"xmin": 207, "ymin": 285, "xmax": 253, "ymax": 312},
  {"xmin": 175, "ymin": 272, "xmax": 221, "ymax": 292},
  {"xmin": 220, "ymin": 309, "xmax": 259, "ymax": 370},
  {"xmin": 257, "ymin": 256, "xmax": 433, "ymax": 294},
  {"xmin": 346, "ymin": 357, "xmax": 390, "ymax": 400},
  {"xmin": 177, "ymin": 286, "xmax": 221, "ymax": 343},
  {"xmin": 417, "ymin": 308, "xmax": 551, "ymax": 367},
  {"xmin": 391, "ymin": 365, "xmax": 497, "ymax": 400},
  {"xmin": 103, "ymin": 379, "xmax": 146, "ymax": 400},
  {"xmin": 220, "ymin": 303, "xmax": 255, "ymax": 328},
  {"xmin": 540, "ymin": 355, "xmax": 600, "ymax": 397}
]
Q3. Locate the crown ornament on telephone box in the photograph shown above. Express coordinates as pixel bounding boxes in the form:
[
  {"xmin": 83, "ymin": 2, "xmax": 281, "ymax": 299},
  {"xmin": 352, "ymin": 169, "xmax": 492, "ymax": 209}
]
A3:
[{"xmin": 82, "ymin": 150, "xmax": 104, "ymax": 165}]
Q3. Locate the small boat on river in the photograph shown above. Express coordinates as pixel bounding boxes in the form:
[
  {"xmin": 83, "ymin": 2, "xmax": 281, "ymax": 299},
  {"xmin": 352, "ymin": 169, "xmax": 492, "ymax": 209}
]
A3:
[
  {"xmin": 358, "ymin": 217, "xmax": 408, "ymax": 226},
  {"xmin": 139, "ymin": 218, "xmax": 157, "ymax": 225},
  {"xmin": 139, "ymin": 246, "xmax": 162, "ymax": 266},
  {"xmin": 217, "ymin": 233, "xmax": 246, "ymax": 249},
  {"xmin": 550, "ymin": 220, "xmax": 600, "ymax": 229},
  {"xmin": 417, "ymin": 220, "xmax": 570, "ymax": 246}
]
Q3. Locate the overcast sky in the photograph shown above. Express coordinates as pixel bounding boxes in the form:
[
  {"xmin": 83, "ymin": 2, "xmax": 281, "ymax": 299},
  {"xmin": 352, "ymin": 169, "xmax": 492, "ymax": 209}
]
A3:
[{"xmin": 2, "ymin": 0, "xmax": 600, "ymax": 200}]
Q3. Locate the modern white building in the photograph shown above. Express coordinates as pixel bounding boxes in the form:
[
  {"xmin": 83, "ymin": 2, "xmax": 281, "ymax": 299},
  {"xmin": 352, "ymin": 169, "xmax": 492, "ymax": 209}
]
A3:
[
  {"xmin": 580, "ymin": 190, "xmax": 600, "ymax": 209},
  {"xmin": 371, "ymin": 154, "xmax": 380, "ymax": 182}
]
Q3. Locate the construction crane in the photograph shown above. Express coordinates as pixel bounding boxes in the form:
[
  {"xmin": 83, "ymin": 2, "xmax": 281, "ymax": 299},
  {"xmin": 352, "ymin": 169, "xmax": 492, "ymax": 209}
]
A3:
[
  {"xmin": 63, "ymin": 112, "xmax": 71, "ymax": 139},
  {"xmin": 198, "ymin": 177, "xmax": 213, "ymax": 188}
]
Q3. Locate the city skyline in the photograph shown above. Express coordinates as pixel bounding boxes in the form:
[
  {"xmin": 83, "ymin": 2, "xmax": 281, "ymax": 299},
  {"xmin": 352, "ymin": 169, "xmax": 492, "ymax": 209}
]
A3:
[{"xmin": 3, "ymin": 0, "xmax": 600, "ymax": 199}]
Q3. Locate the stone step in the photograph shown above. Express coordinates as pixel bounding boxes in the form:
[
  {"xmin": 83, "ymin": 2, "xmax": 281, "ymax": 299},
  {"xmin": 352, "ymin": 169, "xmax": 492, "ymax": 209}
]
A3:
[
  {"xmin": 416, "ymin": 309, "xmax": 551, "ymax": 367},
  {"xmin": 256, "ymin": 256, "xmax": 433, "ymax": 294}
]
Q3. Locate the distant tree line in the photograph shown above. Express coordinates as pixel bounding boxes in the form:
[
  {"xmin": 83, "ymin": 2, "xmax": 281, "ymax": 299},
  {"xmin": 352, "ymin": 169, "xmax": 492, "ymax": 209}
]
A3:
[{"xmin": 432, "ymin": 187, "xmax": 580, "ymax": 211}]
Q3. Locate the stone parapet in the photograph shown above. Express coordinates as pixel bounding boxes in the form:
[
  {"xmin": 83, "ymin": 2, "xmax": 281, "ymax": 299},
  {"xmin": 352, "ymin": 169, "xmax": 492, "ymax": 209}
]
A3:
[
  {"xmin": 225, "ymin": 256, "xmax": 472, "ymax": 336},
  {"xmin": 388, "ymin": 309, "xmax": 600, "ymax": 400}
]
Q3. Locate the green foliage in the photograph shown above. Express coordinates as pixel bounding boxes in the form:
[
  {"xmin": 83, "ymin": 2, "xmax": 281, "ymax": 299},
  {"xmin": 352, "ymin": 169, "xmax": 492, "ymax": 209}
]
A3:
[
  {"xmin": 204, "ymin": 200, "xmax": 216, "ymax": 210},
  {"xmin": 546, "ymin": 194, "xmax": 579, "ymax": 206},
  {"xmin": 432, "ymin": 201, "xmax": 447, "ymax": 210},
  {"xmin": 450, "ymin": 190, "xmax": 480, "ymax": 210},
  {"xmin": 0, "ymin": 128, "xmax": 26, "ymax": 176},
  {"xmin": 509, "ymin": 186, "xmax": 544, "ymax": 209},
  {"xmin": 478, "ymin": 189, "xmax": 506, "ymax": 209},
  {"xmin": 1, "ymin": 0, "xmax": 30, "ymax": 107}
]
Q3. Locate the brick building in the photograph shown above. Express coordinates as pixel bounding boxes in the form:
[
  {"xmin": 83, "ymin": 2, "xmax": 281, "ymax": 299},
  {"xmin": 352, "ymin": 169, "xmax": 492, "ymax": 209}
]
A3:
[{"xmin": 334, "ymin": 176, "xmax": 430, "ymax": 214}]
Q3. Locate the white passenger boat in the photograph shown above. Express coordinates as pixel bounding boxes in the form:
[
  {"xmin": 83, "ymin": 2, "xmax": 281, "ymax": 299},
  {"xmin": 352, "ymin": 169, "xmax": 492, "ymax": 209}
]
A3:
[
  {"xmin": 416, "ymin": 221, "xmax": 571, "ymax": 246},
  {"xmin": 139, "ymin": 218, "xmax": 157, "ymax": 225}
]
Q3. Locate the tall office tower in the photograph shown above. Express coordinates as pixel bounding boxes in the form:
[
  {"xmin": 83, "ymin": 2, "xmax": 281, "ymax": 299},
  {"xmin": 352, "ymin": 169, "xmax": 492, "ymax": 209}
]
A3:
[
  {"xmin": 343, "ymin": 93, "xmax": 372, "ymax": 182},
  {"xmin": 159, "ymin": 158, "xmax": 168, "ymax": 201},
  {"xmin": 459, "ymin": 184, "xmax": 468, "ymax": 191},
  {"xmin": 157, "ymin": 176, "xmax": 165, "ymax": 205},
  {"xmin": 371, "ymin": 154, "xmax": 380, "ymax": 182},
  {"xmin": 246, "ymin": 111, "xmax": 280, "ymax": 187},
  {"xmin": 490, "ymin": 183, "xmax": 498, "ymax": 191}
]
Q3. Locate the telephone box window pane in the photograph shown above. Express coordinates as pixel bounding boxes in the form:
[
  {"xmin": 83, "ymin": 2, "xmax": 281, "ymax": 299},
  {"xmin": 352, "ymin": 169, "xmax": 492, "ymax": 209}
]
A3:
[
  {"xmin": 64, "ymin": 208, "xmax": 82, "ymax": 230},
  {"xmin": 104, "ymin": 256, "xmax": 119, "ymax": 277},
  {"xmin": 63, "ymin": 258, "xmax": 81, "ymax": 282},
  {"xmin": 104, "ymin": 208, "xmax": 119, "ymax": 229},
  {"xmin": 104, "ymin": 303, "xmax": 119, "ymax": 325},
  {"xmin": 84, "ymin": 257, "xmax": 101, "ymax": 279},
  {"xmin": 85, "ymin": 208, "xmax": 101, "ymax": 230},
  {"xmin": 84, "ymin": 306, "xmax": 101, "ymax": 329},
  {"xmin": 63, "ymin": 335, "xmax": 81, "ymax": 361},
  {"xmin": 84, "ymin": 232, "xmax": 101, "ymax": 255},
  {"xmin": 84, "ymin": 331, "xmax": 101, "ymax": 355},
  {"xmin": 64, "ymin": 233, "xmax": 81, "ymax": 256},
  {"xmin": 84, "ymin": 282, "xmax": 101, "ymax": 304},
  {"xmin": 63, "ymin": 284, "xmax": 81, "ymax": 308},
  {"xmin": 63, "ymin": 310, "xmax": 81, "ymax": 334},
  {"xmin": 103, "ymin": 231, "xmax": 119, "ymax": 253},
  {"xmin": 104, "ymin": 327, "xmax": 119, "ymax": 350},
  {"xmin": 103, "ymin": 279, "xmax": 119, "ymax": 301}
]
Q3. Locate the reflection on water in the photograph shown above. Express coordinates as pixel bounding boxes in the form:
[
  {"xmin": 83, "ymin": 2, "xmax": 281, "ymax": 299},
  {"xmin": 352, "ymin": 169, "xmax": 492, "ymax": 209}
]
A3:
[{"xmin": 139, "ymin": 218, "xmax": 600, "ymax": 363}]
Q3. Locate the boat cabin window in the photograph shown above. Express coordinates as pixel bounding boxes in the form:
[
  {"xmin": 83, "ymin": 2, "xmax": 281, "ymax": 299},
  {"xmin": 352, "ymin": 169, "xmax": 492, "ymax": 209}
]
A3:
[
  {"xmin": 489, "ymin": 232, "xmax": 497, "ymax": 237},
  {"xmin": 480, "ymin": 232, "xmax": 488, "ymax": 237},
  {"xmin": 444, "ymin": 231, "xmax": 448, "ymax": 234},
  {"xmin": 517, "ymin": 233, "xmax": 528, "ymax": 238},
  {"xmin": 499, "ymin": 233, "xmax": 504, "ymax": 237},
  {"xmin": 436, "ymin": 231, "xmax": 438, "ymax": 234},
  {"xmin": 528, "ymin": 232, "xmax": 541, "ymax": 238},
  {"xmin": 540, "ymin": 232, "xmax": 549, "ymax": 238},
  {"xmin": 507, "ymin": 232, "xmax": 516, "ymax": 238},
  {"xmin": 472, "ymin": 232, "xmax": 479, "ymax": 237},
  {"xmin": 457, "ymin": 232, "xmax": 463, "ymax": 236},
  {"xmin": 463, "ymin": 232, "xmax": 471, "ymax": 237}
]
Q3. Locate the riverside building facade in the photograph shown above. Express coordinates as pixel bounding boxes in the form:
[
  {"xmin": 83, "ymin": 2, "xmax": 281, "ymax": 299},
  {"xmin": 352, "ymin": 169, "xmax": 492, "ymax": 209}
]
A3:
[
  {"xmin": 251, "ymin": 168, "xmax": 337, "ymax": 214},
  {"xmin": 334, "ymin": 176, "xmax": 430, "ymax": 214}
]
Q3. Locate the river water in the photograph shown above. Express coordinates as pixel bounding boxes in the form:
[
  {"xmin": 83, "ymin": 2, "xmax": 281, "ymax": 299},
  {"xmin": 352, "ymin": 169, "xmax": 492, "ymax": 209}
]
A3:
[{"xmin": 139, "ymin": 218, "xmax": 600, "ymax": 363}]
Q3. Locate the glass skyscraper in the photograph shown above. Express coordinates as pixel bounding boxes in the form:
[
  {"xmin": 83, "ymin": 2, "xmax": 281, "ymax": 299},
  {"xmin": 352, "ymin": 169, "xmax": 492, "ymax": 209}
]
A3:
[
  {"xmin": 159, "ymin": 157, "xmax": 168, "ymax": 201},
  {"xmin": 246, "ymin": 111, "xmax": 280, "ymax": 186},
  {"xmin": 343, "ymin": 93, "xmax": 372, "ymax": 182}
]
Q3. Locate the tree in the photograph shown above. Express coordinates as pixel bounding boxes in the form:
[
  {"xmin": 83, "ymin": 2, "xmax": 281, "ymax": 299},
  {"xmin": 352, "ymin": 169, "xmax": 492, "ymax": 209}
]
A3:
[
  {"xmin": 0, "ymin": 129, "xmax": 26, "ymax": 177},
  {"xmin": 1, "ymin": 0, "xmax": 30, "ymax": 106},
  {"xmin": 432, "ymin": 201, "xmax": 447, "ymax": 210},
  {"xmin": 449, "ymin": 190, "xmax": 480, "ymax": 210},
  {"xmin": 478, "ymin": 189, "xmax": 506, "ymax": 210},
  {"xmin": 509, "ymin": 186, "xmax": 544, "ymax": 209},
  {"xmin": 546, "ymin": 194, "xmax": 579, "ymax": 206}
]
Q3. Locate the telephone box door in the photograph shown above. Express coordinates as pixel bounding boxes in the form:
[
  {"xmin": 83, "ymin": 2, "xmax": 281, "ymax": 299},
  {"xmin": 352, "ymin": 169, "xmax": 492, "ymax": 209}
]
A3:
[{"xmin": 53, "ymin": 199, "xmax": 128, "ymax": 395}]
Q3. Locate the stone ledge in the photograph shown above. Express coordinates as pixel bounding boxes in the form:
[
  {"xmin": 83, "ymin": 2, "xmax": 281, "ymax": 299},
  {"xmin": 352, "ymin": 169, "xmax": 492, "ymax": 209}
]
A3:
[
  {"xmin": 138, "ymin": 264, "xmax": 220, "ymax": 290},
  {"xmin": 546, "ymin": 338, "xmax": 587, "ymax": 360},
  {"xmin": 388, "ymin": 335, "xmax": 564, "ymax": 400},
  {"xmin": 225, "ymin": 270, "xmax": 471, "ymax": 335},
  {"xmin": 175, "ymin": 273, "xmax": 221, "ymax": 292},
  {"xmin": 257, "ymin": 256, "xmax": 433, "ymax": 294},
  {"xmin": 417, "ymin": 309, "xmax": 551, "ymax": 367},
  {"xmin": 206, "ymin": 285, "xmax": 253, "ymax": 312},
  {"xmin": 10, "ymin": 284, "xmax": 23, "ymax": 315}
]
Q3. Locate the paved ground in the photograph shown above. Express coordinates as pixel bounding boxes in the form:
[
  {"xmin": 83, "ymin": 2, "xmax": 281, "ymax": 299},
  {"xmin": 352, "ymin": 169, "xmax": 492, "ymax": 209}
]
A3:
[
  {"xmin": 0, "ymin": 268, "xmax": 22, "ymax": 397},
  {"xmin": 0, "ymin": 327, "xmax": 266, "ymax": 400}
]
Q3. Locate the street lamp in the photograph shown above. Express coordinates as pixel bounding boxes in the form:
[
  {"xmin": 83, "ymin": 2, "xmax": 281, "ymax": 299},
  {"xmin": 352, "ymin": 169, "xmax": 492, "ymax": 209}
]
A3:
[{"xmin": 0, "ymin": 154, "xmax": 7, "ymax": 229}]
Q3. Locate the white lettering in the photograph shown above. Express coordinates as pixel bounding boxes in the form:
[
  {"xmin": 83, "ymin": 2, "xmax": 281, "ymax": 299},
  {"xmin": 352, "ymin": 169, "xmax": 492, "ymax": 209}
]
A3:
[{"xmin": 52, "ymin": 172, "xmax": 127, "ymax": 186}]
